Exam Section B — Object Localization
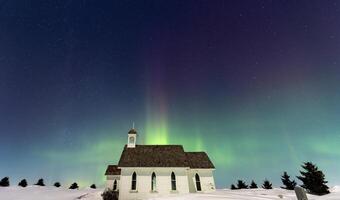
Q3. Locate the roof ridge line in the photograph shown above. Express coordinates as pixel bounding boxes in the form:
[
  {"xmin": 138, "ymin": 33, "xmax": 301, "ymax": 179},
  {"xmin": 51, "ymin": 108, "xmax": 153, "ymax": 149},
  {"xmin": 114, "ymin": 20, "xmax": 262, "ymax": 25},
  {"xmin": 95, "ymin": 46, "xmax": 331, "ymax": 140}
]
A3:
[{"xmin": 136, "ymin": 144, "xmax": 183, "ymax": 146}]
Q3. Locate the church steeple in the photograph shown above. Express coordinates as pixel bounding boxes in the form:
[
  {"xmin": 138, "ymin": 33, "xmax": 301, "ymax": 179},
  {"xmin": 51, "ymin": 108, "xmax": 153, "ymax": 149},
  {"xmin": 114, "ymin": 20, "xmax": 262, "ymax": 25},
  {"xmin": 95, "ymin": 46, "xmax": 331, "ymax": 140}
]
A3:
[{"xmin": 127, "ymin": 128, "xmax": 137, "ymax": 148}]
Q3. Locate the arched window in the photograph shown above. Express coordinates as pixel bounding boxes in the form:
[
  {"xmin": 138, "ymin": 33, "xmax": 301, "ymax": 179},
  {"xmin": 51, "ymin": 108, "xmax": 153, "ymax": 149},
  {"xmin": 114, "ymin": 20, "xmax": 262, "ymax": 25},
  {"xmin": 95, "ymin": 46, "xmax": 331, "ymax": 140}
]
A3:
[
  {"xmin": 129, "ymin": 136, "xmax": 134, "ymax": 144},
  {"xmin": 113, "ymin": 180, "xmax": 117, "ymax": 191},
  {"xmin": 171, "ymin": 172, "xmax": 176, "ymax": 191},
  {"xmin": 195, "ymin": 173, "xmax": 202, "ymax": 191},
  {"xmin": 131, "ymin": 172, "xmax": 137, "ymax": 190},
  {"xmin": 151, "ymin": 172, "xmax": 156, "ymax": 191}
]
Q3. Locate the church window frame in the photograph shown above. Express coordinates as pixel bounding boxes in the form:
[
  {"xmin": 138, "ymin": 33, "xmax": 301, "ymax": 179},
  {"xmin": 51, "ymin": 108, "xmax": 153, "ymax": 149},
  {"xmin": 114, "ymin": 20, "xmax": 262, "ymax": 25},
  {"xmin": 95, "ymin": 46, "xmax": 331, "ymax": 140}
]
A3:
[
  {"xmin": 113, "ymin": 179, "xmax": 117, "ymax": 191},
  {"xmin": 129, "ymin": 136, "xmax": 135, "ymax": 144},
  {"xmin": 171, "ymin": 172, "xmax": 176, "ymax": 191},
  {"xmin": 195, "ymin": 173, "xmax": 202, "ymax": 191},
  {"xmin": 151, "ymin": 172, "xmax": 156, "ymax": 191},
  {"xmin": 131, "ymin": 172, "xmax": 137, "ymax": 190}
]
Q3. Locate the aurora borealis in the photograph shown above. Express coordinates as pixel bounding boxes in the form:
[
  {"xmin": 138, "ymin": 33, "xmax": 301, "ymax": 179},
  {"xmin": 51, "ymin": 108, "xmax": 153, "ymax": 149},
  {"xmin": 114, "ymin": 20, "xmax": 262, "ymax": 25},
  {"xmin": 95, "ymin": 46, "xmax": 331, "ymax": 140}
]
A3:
[{"xmin": 1, "ymin": 0, "xmax": 340, "ymax": 188}]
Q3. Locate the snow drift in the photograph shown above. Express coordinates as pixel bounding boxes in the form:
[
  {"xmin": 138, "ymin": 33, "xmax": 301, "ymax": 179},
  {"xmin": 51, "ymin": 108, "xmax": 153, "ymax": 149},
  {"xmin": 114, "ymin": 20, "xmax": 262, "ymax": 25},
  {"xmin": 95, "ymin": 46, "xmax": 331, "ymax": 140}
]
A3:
[{"xmin": 1, "ymin": 186, "xmax": 340, "ymax": 200}]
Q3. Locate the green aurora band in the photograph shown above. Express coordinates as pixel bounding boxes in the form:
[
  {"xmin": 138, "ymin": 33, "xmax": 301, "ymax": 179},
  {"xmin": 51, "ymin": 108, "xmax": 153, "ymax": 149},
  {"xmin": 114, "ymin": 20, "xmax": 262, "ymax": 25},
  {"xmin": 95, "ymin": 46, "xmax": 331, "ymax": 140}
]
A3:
[{"xmin": 36, "ymin": 79, "xmax": 340, "ymax": 189}]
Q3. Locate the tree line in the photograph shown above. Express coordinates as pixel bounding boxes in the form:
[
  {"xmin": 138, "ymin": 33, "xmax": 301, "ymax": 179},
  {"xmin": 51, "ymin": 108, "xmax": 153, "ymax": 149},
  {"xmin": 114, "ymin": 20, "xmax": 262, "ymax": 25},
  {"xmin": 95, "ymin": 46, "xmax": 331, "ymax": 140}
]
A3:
[
  {"xmin": 229, "ymin": 161, "xmax": 329, "ymax": 196},
  {"xmin": 0, "ymin": 177, "xmax": 97, "ymax": 190}
]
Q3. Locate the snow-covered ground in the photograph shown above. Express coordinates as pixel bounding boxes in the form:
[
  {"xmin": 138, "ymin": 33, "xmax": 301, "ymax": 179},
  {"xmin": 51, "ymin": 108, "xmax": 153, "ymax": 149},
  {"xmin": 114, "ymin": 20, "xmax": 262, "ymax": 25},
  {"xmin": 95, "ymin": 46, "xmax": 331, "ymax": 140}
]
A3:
[
  {"xmin": 1, "ymin": 186, "xmax": 340, "ymax": 200},
  {"xmin": 0, "ymin": 186, "xmax": 102, "ymax": 200},
  {"xmin": 149, "ymin": 187, "xmax": 340, "ymax": 200}
]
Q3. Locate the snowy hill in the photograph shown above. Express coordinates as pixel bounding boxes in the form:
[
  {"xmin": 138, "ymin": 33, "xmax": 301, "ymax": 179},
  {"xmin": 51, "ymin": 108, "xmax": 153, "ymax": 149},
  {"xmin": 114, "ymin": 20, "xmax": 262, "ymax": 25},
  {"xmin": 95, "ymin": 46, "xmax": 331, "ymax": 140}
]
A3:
[
  {"xmin": 0, "ymin": 186, "xmax": 102, "ymax": 200},
  {"xmin": 1, "ymin": 186, "xmax": 340, "ymax": 200},
  {"xmin": 149, "ymin": 187, "xmax": 340, "ymax": 200}
]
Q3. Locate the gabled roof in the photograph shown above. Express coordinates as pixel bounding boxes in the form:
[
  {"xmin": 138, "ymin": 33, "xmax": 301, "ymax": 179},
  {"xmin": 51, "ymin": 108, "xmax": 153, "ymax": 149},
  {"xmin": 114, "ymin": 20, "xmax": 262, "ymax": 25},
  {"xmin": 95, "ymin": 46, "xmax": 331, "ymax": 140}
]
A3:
[
  {"xmin": 128, "ymin": 129, "xmax": 137, "ymax": 134},
  {"xmin": 118, "ymin": 145, "xmax": 190, "ymax": 167},
  {"xmin": 185, "ymin": 152, "xmax": 215, "ymax": 169},
  {"xmin": 105, "ymin": 165, "xmax": 121, "ymax": 175},
  {"xmin": 116, "ymin": 145, "xmax": 215, "ymax": 169}
]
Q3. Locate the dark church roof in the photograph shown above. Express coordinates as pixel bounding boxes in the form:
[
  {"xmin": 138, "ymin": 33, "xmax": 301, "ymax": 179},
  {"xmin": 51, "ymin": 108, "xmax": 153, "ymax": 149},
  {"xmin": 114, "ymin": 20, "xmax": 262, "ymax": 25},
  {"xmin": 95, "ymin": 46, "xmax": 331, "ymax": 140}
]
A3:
[
  {"xmin": 117, "ymin": 145, "xmax": 215, "ymax": 169},
  {"xmin": 105, "ymin": 165, "xmax": 121, "ymax": 175},
  {"xmin": 185, "ymin": 152, "xmax": 215, "ymax": 169}
]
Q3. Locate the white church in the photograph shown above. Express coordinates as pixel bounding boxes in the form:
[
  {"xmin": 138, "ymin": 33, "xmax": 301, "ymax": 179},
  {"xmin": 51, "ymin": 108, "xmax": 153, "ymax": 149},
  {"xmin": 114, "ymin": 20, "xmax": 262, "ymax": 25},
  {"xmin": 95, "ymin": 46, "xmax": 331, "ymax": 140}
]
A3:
[{"xmin": 105, "ymin": 128, "xmax": 216, "ymax": 200}]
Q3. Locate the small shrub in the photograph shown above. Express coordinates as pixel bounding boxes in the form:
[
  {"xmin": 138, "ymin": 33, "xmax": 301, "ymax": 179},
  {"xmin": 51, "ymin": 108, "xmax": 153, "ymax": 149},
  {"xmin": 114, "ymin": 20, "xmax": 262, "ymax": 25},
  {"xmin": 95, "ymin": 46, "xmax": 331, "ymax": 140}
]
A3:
[
  {"xmin": 236, "ymin": 180, "xmax": 248, "ymax": 189},
  {"xmin": 230, "ymin": 184, "xmax": 237, "ymax": 190},
  {"xmin": 0, "ymin": 177, "xmax": 9, "ymax": 187},
  {"xmin": 18, "ymin": 179, "xmax": 28, "ymax": 187},
  {"xmin": 249, "ymin": 180, "xmax": 258, "ymax": 189},
  {"xmin": 102, "ymin": 189, "xmax": 119, "ymax": 200},
  {"xmin": 35, "ymin": 179, "xmax": 45, "ymax": 186},
  {"xmin": 54, "ymin": 182, "xmax": 61, "ymax": 187},
  {"xmin": 262, "ymin": 179, "xmax": 273, "ymax": 189},
  {"xmin": 90, "ymin": 184, "xmax": 96, "ymax": 189},
  {"xmin": 69, "ymin": 182, "xmax": 79, "ymax": 189}
]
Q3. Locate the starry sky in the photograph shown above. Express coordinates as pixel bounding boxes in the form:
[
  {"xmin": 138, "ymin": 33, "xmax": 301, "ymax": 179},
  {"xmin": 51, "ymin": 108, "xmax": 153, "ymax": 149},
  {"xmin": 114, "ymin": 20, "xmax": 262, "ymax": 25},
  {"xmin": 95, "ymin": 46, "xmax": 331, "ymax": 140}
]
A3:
[{"xmin": 1, "ymin": 0, "xmax": 340, "ymax": 188}]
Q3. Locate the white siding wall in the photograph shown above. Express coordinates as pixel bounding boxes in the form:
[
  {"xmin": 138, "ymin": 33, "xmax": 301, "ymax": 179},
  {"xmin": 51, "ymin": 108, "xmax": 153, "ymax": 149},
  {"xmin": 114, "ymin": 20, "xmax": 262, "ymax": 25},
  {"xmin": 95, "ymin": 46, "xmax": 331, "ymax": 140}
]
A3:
[
  {"xmin": 119, "ymin": 167, "xmax": 190, "ymax": 200},
  {"xmin": 106, "ymin": 175, "xmax": 120, "ymax": 191},
  {"xmin": 188, "ymin": 169, "xmax": 216, "ymax": 192}
]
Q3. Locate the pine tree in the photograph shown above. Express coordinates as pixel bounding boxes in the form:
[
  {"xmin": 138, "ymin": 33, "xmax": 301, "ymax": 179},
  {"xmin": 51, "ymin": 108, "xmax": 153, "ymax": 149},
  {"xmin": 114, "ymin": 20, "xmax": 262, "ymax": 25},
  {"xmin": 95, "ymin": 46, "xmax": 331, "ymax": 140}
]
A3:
[
  {"xmin": 0, "ymin": 177, "xmax": 10, "ymax": 187},
  {"xmin": 69, "ymin": 182, "xmax": 79, "ymax": 189},
  {"xmin": 281, "ymin": 171, "xmax": 296, "ymax": 190},
  {"xmin": 236, "ymin": 180, "xmax": 248, "ymax": 189},
  {"xmin": 262, "ymin": 179, "xmax": 272, "ymax": 189},
  {"xmin": 90, "ymin": 184, "xmax": 96, "ymax": 189},
  {"xmin": 54, "ymin": 182, "xmax": 61, "ymax": 187},
  {"xmin": 297, "ymin": 162, "xmax": 329, "ymax": 195},
  {"xmin": 18, "ymin": 179, "xmax": 28, "ymax": 187},
  {"xmin": 35, "ymin": 179, "xmax": 45, "ymax": 186},
  {"xmin": 230, "ymin": 184, "xmax": 237, "ymax": 190},
  {"xmin": 249, "ymin": 180, "xmax": 258, "ymax": 189}
]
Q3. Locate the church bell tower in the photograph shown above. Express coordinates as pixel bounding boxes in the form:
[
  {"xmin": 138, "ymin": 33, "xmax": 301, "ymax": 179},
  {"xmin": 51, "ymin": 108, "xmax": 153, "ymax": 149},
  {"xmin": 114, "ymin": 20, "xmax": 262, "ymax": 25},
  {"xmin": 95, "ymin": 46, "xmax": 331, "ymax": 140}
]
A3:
[{"xmin": 127, "ymin": 128, "xmax": 137, "ymax": 148}]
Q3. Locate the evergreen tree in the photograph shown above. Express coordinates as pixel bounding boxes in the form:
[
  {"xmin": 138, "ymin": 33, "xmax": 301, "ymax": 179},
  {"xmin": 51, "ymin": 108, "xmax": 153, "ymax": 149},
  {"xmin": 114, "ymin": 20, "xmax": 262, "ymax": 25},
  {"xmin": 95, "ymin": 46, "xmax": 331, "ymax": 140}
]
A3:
[
  {"xmin": 90, "ymin": 184, "xmax": 96, "ymax": 189},
  {"xmin": 249, "ymin": 180, "xmax": 258, "ymax": 189},
  {"xmin": 18, "ymin": 179, "xmax": 28, "ymax": 187},
  {"xmin": 281, "ymin": 171, "xmax": 297, "ymax": 190},
  {"xmin": 236, "ymin": 180, "xmax": 248, "ymax": 189},
  {"xmin": 230, "ymin": 184, "xmax": 237, "ymax": 190},
  {"xmin": 69, "ymin": 182, "xmax": 79, "ymax": 189},
  {"xmin": 262, "ymin": 179, "xmax": 272, "ymax": 189},
  {"xmin": 35, "ymin": 179, "xmax": 45, "ymax": 186},
  {"xmin": 297, "ymin": 162, "xmax": 329, "ymax": 195},
  {"xmin": 54, "ymin": 182, "xmax": 61, "ymax": 187},
  {"xmin": 0, "ymin": 177, "xmax": 10, "ymax": 187}
]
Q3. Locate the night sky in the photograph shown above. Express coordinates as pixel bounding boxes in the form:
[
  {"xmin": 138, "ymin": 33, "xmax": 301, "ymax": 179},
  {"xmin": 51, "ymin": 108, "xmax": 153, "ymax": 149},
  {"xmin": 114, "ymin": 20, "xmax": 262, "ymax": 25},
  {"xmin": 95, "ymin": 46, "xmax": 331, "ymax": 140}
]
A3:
[{"xmin": 1, "ymin": 0, "xmax": 340, "ymax": 188}]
